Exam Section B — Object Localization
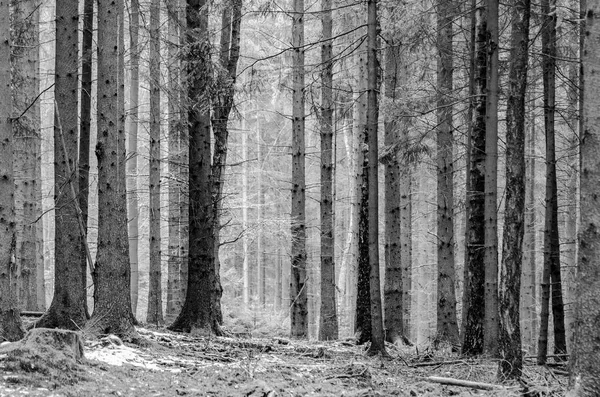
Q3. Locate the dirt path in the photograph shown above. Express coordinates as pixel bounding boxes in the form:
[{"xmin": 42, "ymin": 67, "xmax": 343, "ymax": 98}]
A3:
[{"xmin": 0, "ymin": 327, "xmax": 567, "ymax": 396}]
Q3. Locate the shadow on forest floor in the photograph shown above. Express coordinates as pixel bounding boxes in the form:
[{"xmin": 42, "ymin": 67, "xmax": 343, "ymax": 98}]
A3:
[{"xmin": 0, "ymin": 325, "xmax": 566, "ymax": 396}]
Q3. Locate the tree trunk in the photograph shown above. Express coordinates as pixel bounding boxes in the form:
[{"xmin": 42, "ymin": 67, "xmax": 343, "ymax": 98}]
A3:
[
  {"xmin": 498, "ymin": 0, "xmax": 530, "ymax": 380},
  {"xmin": 538, "ymin": 0, "xmax": 567, "ymax": 364},
  {"xmin": 570, "ymin": 2, "xmax": 600, "ymax": 392},
  {"xmin": 147, "ymin": 0, "xmax": 164, "ymax": 326},
  {"xmin": 484, "ymin": 0, "xmax": 499, "ymax": 357},
  {"xmin": 242, "ymin": 108, "xmax": 250, "ymax": 308},
  {"xmin": 166, "ymin": 0, "xmax": 182, "ymax": 323},
  {"xmin": 12, "ymin": 0, "xmax": 45, "ymax": 311},
  {"xmin": 318, "ymin": 0, "xmax": 338, "ymax": 341},
  {"xmin": 0, "ymin": 3, "xmax": 24, "ymax": 341},
  {"xmin": 78, "ymin": 0, "xmax": 93, "ymax": 318},
  {"xmin": 436, "ymin": 0, "xmax": 460, "ymax": 347},
  {"xmin": 290, "ymin": 0, "xmax": 308, "ymax": 339},
  {"xmin": 365, "ymin": 0, "xmax": 385, "ymax": 356},
  {"xmin": 211, "ymin": 0, "xmax": 241, "ymax": 322},
  {"xmin": 383, "ymin": 28, "xmax": 405, "ymax": 345},
  {"xmin": 87, "ymin": 0, "xmax": 136, "ymax": 338},
  {"xmin": 257, "ymin": 118, "xmax": 265, "ymax": 307},
  {"xmin": 38, "ymin": 0, "xmax": 87, "ymax": 330},
  {"xmin": 521, "ymin": 86, "xmax": 537, "ymax": 354},
  {"xmin": 400, "ymin": 171, "xmax": 412, "ymax": 341},
  {"xmin": 462, "ymin": 0, "xmax": 487, "ymax": 356},
  {"xmin": 169, "ymin": 0, "xmax": 221, "ymax": 336},
  {"xmin": 127, "ymin": 0, "xmax": 140, "ymax": 317}
]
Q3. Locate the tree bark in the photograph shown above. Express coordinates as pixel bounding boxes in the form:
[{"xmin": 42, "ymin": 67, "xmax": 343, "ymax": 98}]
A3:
[
  {"xmin": 0, "ymin": 3, "xmax": 24, "ymax": 341},
  {"xmin": 37, "ymin": 0, "xmax": 87, "ymax": 330},
  {"xmin": 462, "ymin": 0, "xmax": 486, "ymax": 356},
  {"xmin": 87, "ymin": 0, "xmax": 137, "ymax": 338},
  {"xmin": 318, "ymin": 0, "xmax": 338, "ymax": 341},
  {"xmin": 436, "ymin": 0, "xmax": 460, "ymax": 347},
  {"xmin": 12, "ymin": 0, "xmax": 45, "ymax": 311},
  {"xmin": 570, "ymin": 2, "xmax": 600, "ymax": 393},
  {"xmin": 383, "ymin": 27, "xmax": 404, "ymax": 345},
  {"xmin": 365, "ymin": 0, "xmax": 386, "ymax": 356},
  {"xmin": 290, "ymin": 0, "xmax": 308, "ymax": 339},
  {"xmin": 498, "ymin": 0, "xmax": 530, "ymax": 380},
  {"xmin": 211, "ymin": 0, "xmax": 241, "ymax": 321},
  {"xmin": 538, "ymin": 0, "xmax": 567, "ymax": 364},
  {"xmin": 166, "ymin": 0, "xmax": 182, "ymax": 323},
  {"xmin": 127, "ymin": 0, "xmax": 140, "ymax": 317},
  {"xmin": 169, "ymin": 0, "xmax": 221, "ymax": 336},
  {"xmin": 147, "ymin": 0, "xmax": 164, "ymax": 326}
]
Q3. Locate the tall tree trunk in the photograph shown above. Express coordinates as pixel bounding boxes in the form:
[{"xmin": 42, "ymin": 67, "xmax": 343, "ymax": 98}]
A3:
[
  {"xmin": 12, "ymin": 0, "xmax": 45, "ymax": 311},
  {"xmin": 79, "ymin": 0, "xmax": 93, "ymax": 317},
  {"xmin": 147, "ymin": 0, "xmax": 164, "ymax": 326},
  {"xmin": 257, "ymin": 117, "xmax": 265, "ymax": 307},
  {"xmin": 570, "ymin": 2, "xmax": 600, "ymax": 392},
  {"xmin": 0, "ymin": 3, "xmax": 24, "ymax": 341},
  {"xmin": 400, "ymin": 171, "xmax": 412, "ymax": 340},
  {"xmin": 290, "ymin": 0, "xmax": 308, "ymax": 338},
  {"xmin": 38, "ymin": 0, "xmax": 87, "ymax": 330},
  {"xmin": 319, "ymin": 0, "xmax": 338, "ymax": 341},
  {"xmin": 484, "ymin": 0, "xmax": 499, "ymax": 357},
  {"xmin": 242, "ymin": 107, "xmax": 250, "ymax": 308},
  {"xmin": 498, "ymin": 0, "xmax": 530, "ymax": 380},
  {"xmin": 166, "ymin": 0, "xmax": 182, "ymax": 323},
  {"xmin": 538, "ymin": 0, "xmax": 567, "ymax": 364},
  {"xmin": 211, "ymin": 0, "xmax": 241, "ymax": 322},
  {"xmin": 521, "ymin": 89, "xmax": 538, "ymax": 353},
  {"xmin": 127, "ymin": 0, "xmax": 140, "ymax": 317},
  {"xmin": 462, "ymin": 0, "xmax": 487, "ymax": 356},
  {"xmin": 383, "ymin": 28, "xmax": 404, "ymax": 345},
  {"xmin": 436, "ymin": 0, "xmax": 460, "ymax": 347},
  {"xmin": 87, "ymin": 0, "xmax": 137, "ymax": 338},
  {"xmin": 169, "ymin": 0, "xmax": 221, "ymax": 335},
  {"xmin": 366, "ymin": 0, "xmax": 386, "ymax": 356}
]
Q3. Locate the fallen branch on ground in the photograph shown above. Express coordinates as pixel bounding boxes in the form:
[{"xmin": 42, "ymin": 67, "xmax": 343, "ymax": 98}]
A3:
[{"xmin": 425, "ymin": 376, "xmax": 509, "ymax": 391}]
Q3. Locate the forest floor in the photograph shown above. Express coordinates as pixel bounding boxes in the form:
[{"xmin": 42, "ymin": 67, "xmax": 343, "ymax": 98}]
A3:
[{"xmin": 0, "ymin": 323, "xmax": 567, "ymax": 397}]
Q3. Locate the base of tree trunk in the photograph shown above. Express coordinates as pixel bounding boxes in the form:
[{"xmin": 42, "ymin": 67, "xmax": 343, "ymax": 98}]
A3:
[
  {"xmin": 0, "ymin": 309, "xmax": 24, "ymax": 342},
  {"xmin": 168, "ymin": 316, "xmax": 222, "ymax": 337},
  {"xmin": 35, "ymin": 302, "xmax": 88, "ymax": 331}
]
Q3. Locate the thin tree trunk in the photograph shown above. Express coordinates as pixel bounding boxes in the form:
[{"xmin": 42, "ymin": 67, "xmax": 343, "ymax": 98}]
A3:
[
  {"xmin": 211, "ymin": 0, "xmax": 241, "ymax": 322},
  {"xmin": 498, "ymin": 0, "xmax": 530, "ymax": 380},
  {"xmin": 538, "ymin": 0, "xmax": 567, "ymax": 364},
  {"xmin": 290, "ymin": 0, "xmax": 308, "ymax": 338},
  {"xmin": 242, "ymin": 108, "xmax": 249, "ymax": 308},
  {"xmin": 436, "ymin": 0, "xmax": 460, "ymax": 347},
  {"xmin": 400, "ymin": 170, "xmax": 412, "ymax": 340},
  {"xmin": 484, "ymin": 0, "xmax": 499, "ymax": 357},
  {"xmin": 0, "ymin": 2, "xmax": 24, "ymax": 340},
  {"xmin": 383, "ymin": 32, "xmax": 404, "ymax": 345},
  {"xmin": 319, "ymin": 0, "xmax": 338, "ymax": 341},
  {"xmin": 12, "ymin": 0, "xmax": 44, "ymax": 311},
  {"xmin": 570, "ymin": 1, "xmax": 600, "ymax": 392},
  {"xmin": 257, "ymin": 117, "xmax": 265, "ymax": 306},
  {"xmin": 38, "ymin": 0, "xmax": 87, "ymax": 330},
  {"xmin": 366, "ymin": 0, "xmax": 386, "ymax": 356},
  {"xmin": 127, "ymin": 0, "xmax": 140, "ymax": 317},
  {"xmin": 462, "ymin": 0, "xmax": 487, "ymax": 356},
  {"xmin": 147, "ymin": 0, "xmax": 164, "ymax": 326},
  {"xmin": 166, "ymin": 0, "xmax": 182, "ymax": 323}
]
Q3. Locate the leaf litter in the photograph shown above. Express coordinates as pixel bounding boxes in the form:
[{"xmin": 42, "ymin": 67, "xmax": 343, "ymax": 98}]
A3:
[{"xmin": 0, "ymin": 326, "xmax": 567, "ymax": 396}]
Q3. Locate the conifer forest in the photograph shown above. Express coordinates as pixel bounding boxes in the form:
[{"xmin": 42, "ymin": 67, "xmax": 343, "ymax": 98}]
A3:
[{"xmin": 1, "ymin": 0, "xmax": 600, "ymax": 395}]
